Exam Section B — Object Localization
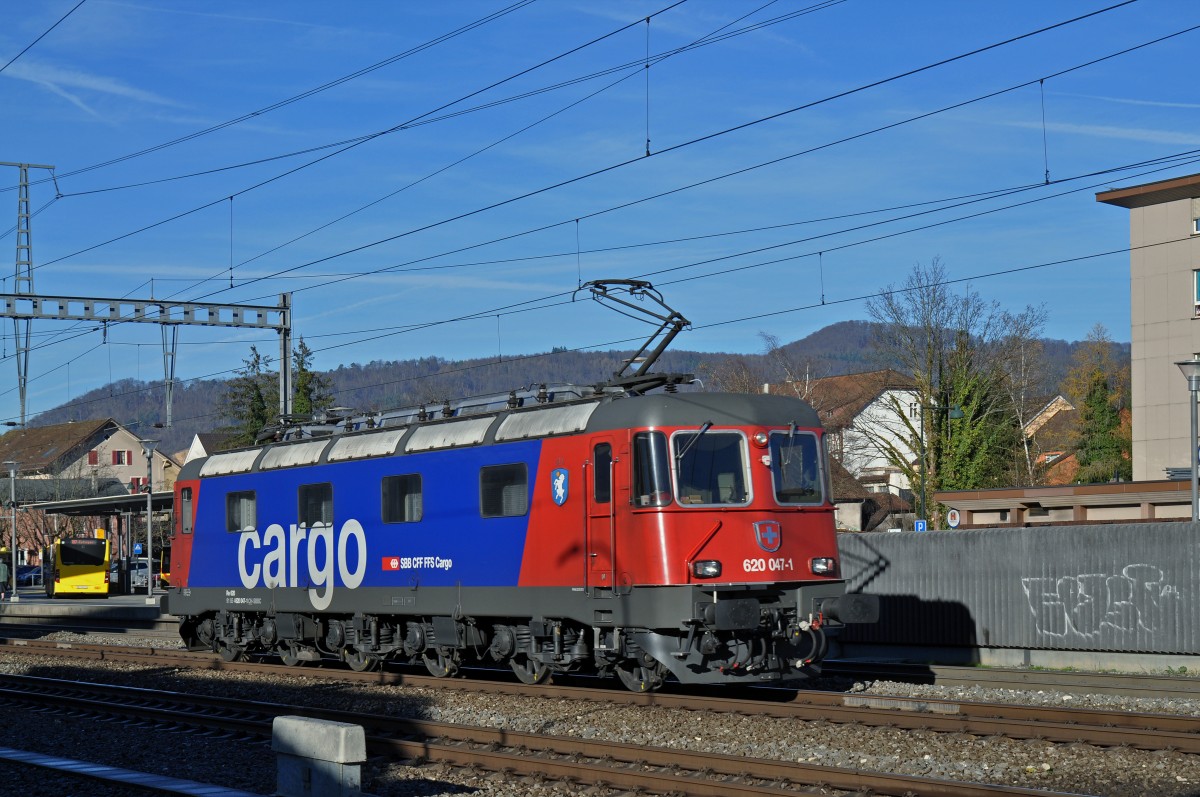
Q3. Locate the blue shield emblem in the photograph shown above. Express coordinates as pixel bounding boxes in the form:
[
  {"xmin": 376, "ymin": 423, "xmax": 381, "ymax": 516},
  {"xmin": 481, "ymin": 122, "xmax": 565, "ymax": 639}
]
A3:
[
  {"xmin": 753, "ymin": 520, "xmax": 782, "ymax": 552},
  {"xmin": 551, "ymin": 468, "xmax": 569, "ymax": 506}
]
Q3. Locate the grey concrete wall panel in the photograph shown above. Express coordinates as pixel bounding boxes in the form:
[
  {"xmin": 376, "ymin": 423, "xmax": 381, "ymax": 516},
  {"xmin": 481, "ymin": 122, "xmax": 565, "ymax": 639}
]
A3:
[{"xmin": 836, "ymin": 524, "xmax": 1197, "ymax": 654}]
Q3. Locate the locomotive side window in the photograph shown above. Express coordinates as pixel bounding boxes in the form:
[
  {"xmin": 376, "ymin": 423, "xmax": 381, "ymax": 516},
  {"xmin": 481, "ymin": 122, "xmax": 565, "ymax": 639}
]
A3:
[
  {"xmin": 593, "ymin": 443, "xmax": 612, "ymax": 503},
  {"xmin": 632, "ymin": 431, "xmax": 672, "ymax": 507},
  {"xmin": 672, "ymin": 431, "xmax": 750, "ymax": 505},
  {"xmin": 299, "ymin": 483, "xmax": 333, "ymax": 527},
  {"xmin": 480, "ymin": 463, "xmax": 528, "ymax": 518},
  {"xmin": 769, "ymin": 431, "xmax": 823, "ymax": 504},
  {"xmin": 180, "ymin": 487, "xmax": 193, "ymax": 534},
  {"xmin": 226, "ymin": 491, "xmax": 256, "ymax": 532},
  {"xmin": 382, "ymin": 474, "xmax": 423, "ymax": 523}
]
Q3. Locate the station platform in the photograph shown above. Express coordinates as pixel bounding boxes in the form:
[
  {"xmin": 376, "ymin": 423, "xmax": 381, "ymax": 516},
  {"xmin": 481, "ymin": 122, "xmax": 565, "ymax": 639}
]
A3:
[{"xmin": 0, "ymin": 587, "xmax": 174, "ymax": 629}]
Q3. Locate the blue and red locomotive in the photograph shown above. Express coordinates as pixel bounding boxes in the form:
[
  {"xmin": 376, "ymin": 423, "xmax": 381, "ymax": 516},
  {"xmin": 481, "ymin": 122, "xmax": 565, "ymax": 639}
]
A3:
[{"xmin": 163, "ymin": 283, "xmax": 877, "ymax": 690}]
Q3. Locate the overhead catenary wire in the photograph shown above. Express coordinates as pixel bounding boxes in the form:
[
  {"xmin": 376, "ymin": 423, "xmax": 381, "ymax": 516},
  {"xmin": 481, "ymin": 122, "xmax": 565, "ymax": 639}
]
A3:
[
  {"xmin": 0, "ymin": 0, "xmax": 87, "ymax": 75},
  {"xmin": 0, "ymin": 3, "xmax": 1171, "ymax": 420},
  {"xmin": 3, "ymin": 231, "xmax": 1182, "ymax": 429},
  {"xmin": 173, "ymin": 18, "xmax": 1197, "ymax": 314},
  {"xmin": 1, "ymin": 0, "xmax": 538, "ymax": 191}
]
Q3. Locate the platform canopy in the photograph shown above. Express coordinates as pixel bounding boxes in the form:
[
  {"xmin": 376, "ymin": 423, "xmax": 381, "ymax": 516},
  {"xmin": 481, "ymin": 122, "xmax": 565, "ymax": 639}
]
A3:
[{"xmin": 30, "ymin": 490, "xmax": 173, "ymax": 517}]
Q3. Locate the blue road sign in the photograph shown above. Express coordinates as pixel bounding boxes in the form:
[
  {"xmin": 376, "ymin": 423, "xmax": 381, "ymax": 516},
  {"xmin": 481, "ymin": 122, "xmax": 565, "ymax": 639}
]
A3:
[{"xmin": 914, "ymin": 520, "xmax": 927, "ymax": 532}]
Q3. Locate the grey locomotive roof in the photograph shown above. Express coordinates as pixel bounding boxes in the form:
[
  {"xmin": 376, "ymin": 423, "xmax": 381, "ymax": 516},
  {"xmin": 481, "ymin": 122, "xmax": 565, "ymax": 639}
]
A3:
[
  {"xmin": 584, "ymin": 391, "xmax": 820, "ymax": 433},
  {"xmin": 180, "ymin": 390, "xmax": 820, "ymax": 480}
]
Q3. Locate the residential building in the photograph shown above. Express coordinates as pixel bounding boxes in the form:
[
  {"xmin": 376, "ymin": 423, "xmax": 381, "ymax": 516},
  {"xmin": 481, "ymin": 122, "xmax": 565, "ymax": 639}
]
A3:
[
  {"xmin": 1097, "ymin": 173, "xmax": 1200, "ymax": 481},
  {"xmin": 772, "ymin": 369, "xmax": 920, "ymax": 498},
  {"xmin": 0, "ymin": 419, "xmax": 178, "ymax": 566}
]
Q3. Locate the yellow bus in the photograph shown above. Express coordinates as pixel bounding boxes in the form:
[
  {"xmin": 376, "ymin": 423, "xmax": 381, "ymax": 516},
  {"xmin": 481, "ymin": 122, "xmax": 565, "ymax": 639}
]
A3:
[{"xmin": 43, "ymin": 535, "xmax": 110, "ymax": 598}]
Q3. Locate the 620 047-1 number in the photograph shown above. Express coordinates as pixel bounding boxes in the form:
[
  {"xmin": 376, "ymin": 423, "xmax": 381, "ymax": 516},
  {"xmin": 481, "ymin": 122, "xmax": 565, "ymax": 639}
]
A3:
[{"xmin": 743, "ymin": 557, "xmax": 794, "ymax": 573}]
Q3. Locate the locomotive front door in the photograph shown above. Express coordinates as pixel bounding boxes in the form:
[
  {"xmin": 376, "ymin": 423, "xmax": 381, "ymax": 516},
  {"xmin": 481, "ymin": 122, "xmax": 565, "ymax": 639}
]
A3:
[{"xmin": 586, "ymin": 438, "xmax": 617, "ymax": 590}]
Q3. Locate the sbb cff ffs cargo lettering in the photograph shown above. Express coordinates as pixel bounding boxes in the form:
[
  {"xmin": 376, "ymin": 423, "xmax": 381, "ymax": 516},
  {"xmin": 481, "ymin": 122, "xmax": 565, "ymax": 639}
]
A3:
[{"xmin": 164, "ymin": 386, "xmax": 879, "ymax": 691}]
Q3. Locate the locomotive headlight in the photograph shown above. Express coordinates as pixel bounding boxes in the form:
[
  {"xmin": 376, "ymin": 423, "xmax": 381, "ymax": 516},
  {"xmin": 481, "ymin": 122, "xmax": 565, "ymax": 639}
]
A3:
[
  {"xmin": 692, "ymin": 560, "xmax": 722, "ymax": 578},
  {"xmin": 810, "ymin": 557, "xmax": 837, "ymax": 575},
  {"xmin": 751, "ymin": 431, "xmax": 769, "ymax": 448}
]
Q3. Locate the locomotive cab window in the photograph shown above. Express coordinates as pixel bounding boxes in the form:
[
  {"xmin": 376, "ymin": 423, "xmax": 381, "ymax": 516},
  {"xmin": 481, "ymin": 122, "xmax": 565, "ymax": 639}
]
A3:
[
  {"xmin": 769, "ymin": 431, "xmax": 824, "ymax": 504},
  {"xmin": 672, "ymin": 430, "xmax": 750, "ymax": 505},
  {"xmin": 382, "ymin": 474, "xmax": 423, "ymax": 523},
  {"xmin": 480, "ymin": 463, "xmax": 528, "ymax": 518},
  {"xmin": 632, "ymin": 431, "xmax": 672, "ymax": 507},
  {"xmin": 226, "ymin": 491, "xmax": 256, "ymax": 532},
  {"xmin": 299, "ymin": 483, "xmax": 333, "ymax": 527}
]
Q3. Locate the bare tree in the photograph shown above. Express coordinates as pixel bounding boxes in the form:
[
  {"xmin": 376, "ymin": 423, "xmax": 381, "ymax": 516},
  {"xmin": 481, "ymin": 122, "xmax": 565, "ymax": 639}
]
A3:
[{"xmin": 866, "ymin": 258, "xmax": 1047, "ymax": 520}]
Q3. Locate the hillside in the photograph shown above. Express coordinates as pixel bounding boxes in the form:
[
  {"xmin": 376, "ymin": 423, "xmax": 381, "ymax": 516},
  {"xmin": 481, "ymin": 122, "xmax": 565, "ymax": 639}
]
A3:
[{"xmin": 24, "ymin": 321, "xmax": 1127, "ymax": 455}]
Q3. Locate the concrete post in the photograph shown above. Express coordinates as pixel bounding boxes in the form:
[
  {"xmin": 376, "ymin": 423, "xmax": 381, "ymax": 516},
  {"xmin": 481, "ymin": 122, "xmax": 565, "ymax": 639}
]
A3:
[{"xmin": 272, "ymin": 715, "xmax": 368, "ymax": 797}]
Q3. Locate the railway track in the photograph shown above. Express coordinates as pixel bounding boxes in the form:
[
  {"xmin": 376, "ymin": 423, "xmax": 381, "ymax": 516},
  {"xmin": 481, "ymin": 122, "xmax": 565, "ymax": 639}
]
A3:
[
  {"xmin": 0, "ymin": 672, "xmax": 1093, "ymax": 797},
  {"xmin": 823, "ymin": 660, "xmax": 1200, "ymax": 700},
  {"xmin": 4, "ymin": 636, "xmax": 1198, "ymax": 756}
]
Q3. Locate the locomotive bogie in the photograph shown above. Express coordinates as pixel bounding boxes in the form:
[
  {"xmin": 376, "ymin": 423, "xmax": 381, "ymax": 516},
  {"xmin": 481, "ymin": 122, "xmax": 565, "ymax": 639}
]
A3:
[{"xmin": 166, "ymin": 390, "xmax": 878, "ymax": 690}]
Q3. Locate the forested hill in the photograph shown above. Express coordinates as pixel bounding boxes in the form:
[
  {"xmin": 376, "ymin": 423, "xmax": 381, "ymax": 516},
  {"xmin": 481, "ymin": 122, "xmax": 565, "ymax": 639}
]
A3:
[{"xmin": 25, "ymin": 321, "xmax": 1126, "ymax": 456}]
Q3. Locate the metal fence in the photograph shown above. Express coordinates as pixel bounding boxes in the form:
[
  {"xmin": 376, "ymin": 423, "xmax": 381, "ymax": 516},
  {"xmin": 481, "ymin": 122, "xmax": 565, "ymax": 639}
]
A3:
[{"xmin": 836, "ymin": 523, "xmax": 1198, "ymax": 654}]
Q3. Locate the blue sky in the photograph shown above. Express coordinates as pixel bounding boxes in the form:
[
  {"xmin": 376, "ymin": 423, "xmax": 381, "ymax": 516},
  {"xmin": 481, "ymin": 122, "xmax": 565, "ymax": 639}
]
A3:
[{"xmin": 0, "ymin": 0, "xmax": 1194, "ymax": 426}]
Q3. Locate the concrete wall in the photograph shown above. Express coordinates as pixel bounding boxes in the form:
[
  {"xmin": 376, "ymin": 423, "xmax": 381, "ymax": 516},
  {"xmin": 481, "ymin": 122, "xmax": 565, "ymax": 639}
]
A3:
[{"xmin": 838, "ymin": 524, "xmax": 1198, "ymax": 654}]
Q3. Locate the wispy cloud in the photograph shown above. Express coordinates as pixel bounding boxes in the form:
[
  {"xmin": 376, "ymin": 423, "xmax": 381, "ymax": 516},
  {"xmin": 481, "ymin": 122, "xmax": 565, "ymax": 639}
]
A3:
[
  {"xmin": 7, "ymin": 59, "xmax": 183, "ymax": 108},
  {"xmin": 1049, "ymin": 91, "xmax": 1200, "ymax": 111},
  {"xmin": 100, "ymin": 1, "xmax": 337, "ymax": 31},
  {"xmin": 1007, "ymin": 120, "xmax": 1200, "ymax": 147}
]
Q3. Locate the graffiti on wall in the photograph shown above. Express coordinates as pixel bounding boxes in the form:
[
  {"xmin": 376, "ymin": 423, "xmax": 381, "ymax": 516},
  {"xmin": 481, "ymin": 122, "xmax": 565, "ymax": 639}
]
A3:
[{"xmin": 1020, "ymin": 564, "xmax": 1181, "ymax": 640}]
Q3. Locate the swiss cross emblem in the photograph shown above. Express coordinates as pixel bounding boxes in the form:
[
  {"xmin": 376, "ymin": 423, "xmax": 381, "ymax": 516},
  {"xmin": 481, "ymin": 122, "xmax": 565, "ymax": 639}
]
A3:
[
  {"xmin": 753, "ymin": 520, "xmax": 782, "ymax": 552},
  {"xmin": 383, "ymin": 557, "xmax": 400, "ymax": 571}
]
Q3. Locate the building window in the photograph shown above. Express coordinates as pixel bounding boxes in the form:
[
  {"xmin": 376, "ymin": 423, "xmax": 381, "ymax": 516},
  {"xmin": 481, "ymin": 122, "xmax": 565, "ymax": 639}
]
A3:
[
  {"xmin": 1194, "ymin": 217, "xmax": 1200, "ymax": 235},
  {"xmin": 88, "ymin": 450, "xmax": 99, "ymax": 466},
  {"xmin": 1195, "ymin": 270, "xmax": 1200, "ymax": 316},
  {"xmin": 480, "ymin": 463, "xmax": 528, "ymax": 518},
  {"xmin": 909, "ymin": 402, "xmax": 919, "ymax": 418},
  {"xmin": 226, "ymin": 491, "xmax": 257, "ymax": 532},
  {"xmin": 382, "ymin": 474, "xmax": 422, "ymax": 523},
  {"xmin": 112, "ymin": 449, "xmax": 131, "ymax": 465},
  {"xmin": 299, "ymin": 483, "xmax": 333, "ymax": 527}
]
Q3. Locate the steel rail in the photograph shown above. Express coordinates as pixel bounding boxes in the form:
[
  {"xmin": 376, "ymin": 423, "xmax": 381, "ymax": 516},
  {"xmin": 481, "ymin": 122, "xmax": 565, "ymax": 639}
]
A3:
[
  {"xmin": 824, "ymin": 661, "xmax": 1200, "ymax": 699},
  {"xmin": 0, "ymin": 674, "xmax": 1087, "ymax": 797},
  {"xmin": 4, "ymin": 638, "xmax": 1197, "ymax": 753}
]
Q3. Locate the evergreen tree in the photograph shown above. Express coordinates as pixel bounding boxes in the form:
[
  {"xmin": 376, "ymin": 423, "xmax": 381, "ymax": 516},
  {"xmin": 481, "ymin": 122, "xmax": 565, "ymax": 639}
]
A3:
[
  {"xmin": 1074, "ymin": 371, "xmax": 1131, "ymax": 482},
  {"xmin": 221, "ymin": 346, "xmax": 277, "ymax": 448},
  {"xmin": 1062, "ymin": 325, "xmax": 1131, "ymax": 483},
  {"xmin": 292, "ymin": 338, "xmax": 334, "ymax": 418}
]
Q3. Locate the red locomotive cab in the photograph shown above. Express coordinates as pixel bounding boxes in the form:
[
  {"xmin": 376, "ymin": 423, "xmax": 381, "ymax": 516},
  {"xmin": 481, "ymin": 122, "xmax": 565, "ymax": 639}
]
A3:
[
  {"xmin": 168, "ymin": 480, "xmax": 200, "ymax": 589},
  {"xmin": 613, "ymin": 422, "xmax": 841, "ymax": 587}
]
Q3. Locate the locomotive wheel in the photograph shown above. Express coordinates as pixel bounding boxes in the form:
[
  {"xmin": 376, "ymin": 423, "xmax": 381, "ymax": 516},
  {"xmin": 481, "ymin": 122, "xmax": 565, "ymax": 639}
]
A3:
[
  {"xmin": 616, "ymin": 659, "xmax": 666, "ymax": 692},
  {"xmin": 423, "ymin": 649, "xmax": 459, "ymax": 678},
  {"xmin": 278, "ymin": 642, "xmax": 308, "ymax": 668},
  {"xmin": 217, "ymin": 641, "xmax": 246, "ymax": 662},
  {"xmin": 509, "ymin": 654, "xmax": 551, "ymax": 685},
  {"xmin": 344, "ymin": 647, "xmax": 381, "ymax": 673}
]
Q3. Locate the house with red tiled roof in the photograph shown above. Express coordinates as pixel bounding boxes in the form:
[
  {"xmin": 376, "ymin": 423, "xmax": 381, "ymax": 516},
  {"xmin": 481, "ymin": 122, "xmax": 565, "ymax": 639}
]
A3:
[
  {"xmin": 772, "ymin": 369, "xmax": 921, "ymax": 500},
  {"xmin": 0, "ymin": 418, "xmax": 177, "ymax": 491},
  {"xmin": 0, "ymin": 418, "xmax": 180, "ymax": 569}
]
